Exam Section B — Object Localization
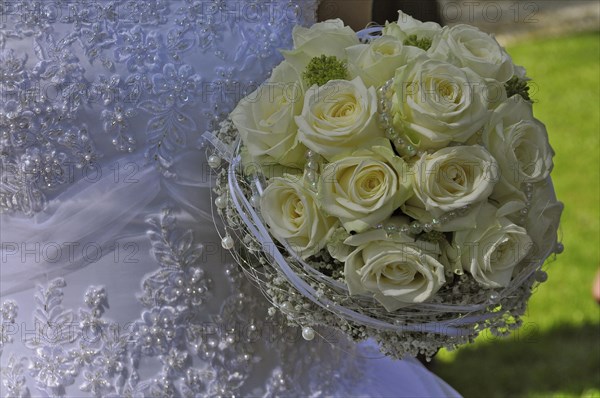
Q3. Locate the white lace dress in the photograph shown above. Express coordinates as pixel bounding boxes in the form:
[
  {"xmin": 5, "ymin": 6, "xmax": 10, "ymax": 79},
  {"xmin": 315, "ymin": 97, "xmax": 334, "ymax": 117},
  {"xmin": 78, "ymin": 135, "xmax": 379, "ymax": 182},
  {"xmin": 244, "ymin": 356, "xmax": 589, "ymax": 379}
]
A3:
[{"xmin": 0, "ymin": 1, "xmax": 460, "ymax": 396}]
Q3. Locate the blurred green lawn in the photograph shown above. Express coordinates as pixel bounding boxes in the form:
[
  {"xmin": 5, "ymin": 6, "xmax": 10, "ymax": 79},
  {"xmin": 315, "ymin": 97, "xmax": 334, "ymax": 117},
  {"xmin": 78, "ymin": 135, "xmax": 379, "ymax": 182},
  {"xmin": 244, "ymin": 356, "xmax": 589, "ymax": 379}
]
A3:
[{"xmin": 435, "ymin": 32, "xmax": 600, "ymax": 398}]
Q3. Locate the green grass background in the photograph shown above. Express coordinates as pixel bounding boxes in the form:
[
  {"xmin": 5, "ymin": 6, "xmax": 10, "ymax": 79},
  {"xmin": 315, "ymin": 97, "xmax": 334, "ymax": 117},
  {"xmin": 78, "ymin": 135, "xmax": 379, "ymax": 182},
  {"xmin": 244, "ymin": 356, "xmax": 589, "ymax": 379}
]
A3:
[{"xmin": 435, "ymin": 32, "xmax": 600, "ymax": 398}]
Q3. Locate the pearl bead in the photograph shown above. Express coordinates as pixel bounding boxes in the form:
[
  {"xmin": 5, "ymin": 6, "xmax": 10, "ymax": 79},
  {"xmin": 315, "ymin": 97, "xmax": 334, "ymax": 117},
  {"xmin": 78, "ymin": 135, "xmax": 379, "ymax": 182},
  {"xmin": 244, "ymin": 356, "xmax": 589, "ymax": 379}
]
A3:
[
  {"xmin": 487, "ymin": 291, "xmax": 500, "ymax": 302},
  {"xmin": 307, "ymin": 160, "xmax": 318, "ymax": 170},
  {"xmin": 534, "ymin": 270, "xmax": 548, "ymax": 283},
  {"xmin": 221, "ymin": 236, "xmax": 234, "ymax": 250},
  {"xmin": 215, "ymin": 195, "xmax": 227, "ymax": 209},
  {"xmin": 555, "ymin": 242, "xmax": 564, "ymax": 254},
  {"xmin": 249, "ymin": 195, "xmax": 260, "ymax": 208},
  {"xmin": 409, "ymin": 221, "xmax": 422, "ymax": 235},
  {"xmin": 302, "ymin": 326, "xmax": 315, "ymax": 341},
  {"xmin": 208, "ymin": 155, "xmax": 221, "ymax": 169},
  {"xmin": 384, "ymin": 225, "xmax": 397, "ymax": 236}
]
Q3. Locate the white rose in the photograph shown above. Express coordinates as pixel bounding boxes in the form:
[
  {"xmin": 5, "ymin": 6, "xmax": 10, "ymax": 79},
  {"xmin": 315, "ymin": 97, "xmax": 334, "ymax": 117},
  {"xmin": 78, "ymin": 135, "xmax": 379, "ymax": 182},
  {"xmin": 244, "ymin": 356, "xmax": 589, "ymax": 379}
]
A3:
[
  {"xmin": 231, "ymin": 61, "xmax": 306, "ymax": 168},
  {"xmin": 482, "ymin": 95, "xmax": 554, "ymax": 204},
  {"xmin": 260, "ymin": 175, "xmax": 337, "ymax": 259},
  {"xmin": 321, "ymin": 142, "xmax": 412, "ymax": 233},
  {"xmin": 346, "ymin": 36, "xmax": 424, "ymax": 88},
  {"xmin": 429, "ymin": 25, "xmax": 514, "ymax": 83},
  {"xmin": 382, "ymin": 11, "xmax": 442, "ymax": 42},
  {"xmin": 391, "ymin": 56, "xmax": 491, "ymax": 150},
  {"xmin": 296, "ymin": 77, "xmax": 385, "ymax": 160},
  {"xmin": 282, "ymin": 19, "xmax": 359, "ymax": 74},
  {"xmin": 525, "ymin": 180, "xmax": 563, "ymax": 262},
  {"xmin": 406, "ymin": 145, "xmax": 498, "ymax": 219},
  {"xmin": 343, "ymin": 229, "xmax": 446, "ymax": 311},
  {"xmin": 448, "ymin": 203, "xmax": 533, "ymax": 288}
]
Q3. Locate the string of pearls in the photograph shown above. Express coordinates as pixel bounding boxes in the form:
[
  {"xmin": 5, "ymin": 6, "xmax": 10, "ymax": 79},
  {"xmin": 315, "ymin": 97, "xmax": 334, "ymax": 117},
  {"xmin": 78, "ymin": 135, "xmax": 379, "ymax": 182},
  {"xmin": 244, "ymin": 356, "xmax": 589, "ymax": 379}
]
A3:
[
  {"xmin": 377, "ymin": 78, "xmax": 420, "ymax": 160},
  {"xmin": 304, "ymin": 150, "xmax": 320, "ymax": 192},
  {"xmin": 208, "ymin": 153, "xmax": 236, "ymax": 250},
  {"xmin": 374, "ymin": 204, "xmax": 472, "ymax": 238},
  {"xmin": 518, "ymin": 182, "xmax": 534, "ymax": 224}
]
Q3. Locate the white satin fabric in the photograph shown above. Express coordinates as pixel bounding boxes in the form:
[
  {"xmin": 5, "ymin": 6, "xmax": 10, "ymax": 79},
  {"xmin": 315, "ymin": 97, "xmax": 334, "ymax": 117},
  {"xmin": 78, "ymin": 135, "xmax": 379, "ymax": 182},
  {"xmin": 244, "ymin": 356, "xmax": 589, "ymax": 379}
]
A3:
[{"xmin": 0, "ymin": 1, "xmax": 460, "ymax": 396}]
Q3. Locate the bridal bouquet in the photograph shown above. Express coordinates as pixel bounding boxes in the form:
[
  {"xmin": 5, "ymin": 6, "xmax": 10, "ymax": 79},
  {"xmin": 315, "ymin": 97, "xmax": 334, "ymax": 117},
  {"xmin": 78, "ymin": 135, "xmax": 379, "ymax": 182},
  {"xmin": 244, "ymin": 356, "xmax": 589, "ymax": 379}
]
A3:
[{"xmin": 206, "ymin": 11, "xmax": 563, "ymax": 359}]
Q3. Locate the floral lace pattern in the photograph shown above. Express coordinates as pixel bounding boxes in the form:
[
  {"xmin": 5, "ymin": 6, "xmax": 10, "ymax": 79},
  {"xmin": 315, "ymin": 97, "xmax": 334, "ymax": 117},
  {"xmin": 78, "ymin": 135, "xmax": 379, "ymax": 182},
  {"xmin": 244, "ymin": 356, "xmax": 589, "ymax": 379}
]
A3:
[
  {"xmin": 0, "ymin": 0, "xmax": 317, "ymax": 214},
  {"xmin": 0, "ymin": 301, "xmax": 18, "ymax": 357},
  {"xmin": 0, "ymin": 207, "xmax": 357, "ymax": 397}
]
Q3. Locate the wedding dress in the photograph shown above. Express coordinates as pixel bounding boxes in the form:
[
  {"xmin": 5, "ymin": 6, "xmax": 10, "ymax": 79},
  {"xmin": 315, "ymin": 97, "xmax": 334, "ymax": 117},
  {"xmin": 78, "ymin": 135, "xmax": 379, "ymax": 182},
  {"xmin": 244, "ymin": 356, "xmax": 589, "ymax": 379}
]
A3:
[{"xmin": 0, "ymin": 1, "xmax": 460, "ymax": 396}]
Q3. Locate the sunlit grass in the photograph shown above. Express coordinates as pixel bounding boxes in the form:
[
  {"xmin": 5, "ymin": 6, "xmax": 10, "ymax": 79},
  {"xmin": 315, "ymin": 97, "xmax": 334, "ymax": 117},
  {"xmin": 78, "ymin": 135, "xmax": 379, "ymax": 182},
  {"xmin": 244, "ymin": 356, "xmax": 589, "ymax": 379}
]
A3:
[{"xmin": 435, "ymin": 31, "xmax": 600, "ymax": 397}]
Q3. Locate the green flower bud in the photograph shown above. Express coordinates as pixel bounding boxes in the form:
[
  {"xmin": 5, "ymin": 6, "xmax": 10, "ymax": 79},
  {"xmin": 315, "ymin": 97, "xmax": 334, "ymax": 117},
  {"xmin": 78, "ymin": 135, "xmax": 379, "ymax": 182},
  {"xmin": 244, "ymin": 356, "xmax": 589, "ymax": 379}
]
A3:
[
  {"xmin": 303, "ymin": 55, "xmax": 348, "ymax": 87},
  {"xmin": 403, "ymin": 34, "xmax": 432, "ymax": 51}
]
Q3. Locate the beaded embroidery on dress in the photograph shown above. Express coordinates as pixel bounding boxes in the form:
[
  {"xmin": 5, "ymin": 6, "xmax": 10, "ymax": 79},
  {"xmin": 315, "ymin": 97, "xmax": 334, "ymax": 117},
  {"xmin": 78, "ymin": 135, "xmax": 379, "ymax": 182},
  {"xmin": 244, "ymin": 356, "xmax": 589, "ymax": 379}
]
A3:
[{"xmin": 0, "ymin": 1, "xmax": 460, "ymax": 396}]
